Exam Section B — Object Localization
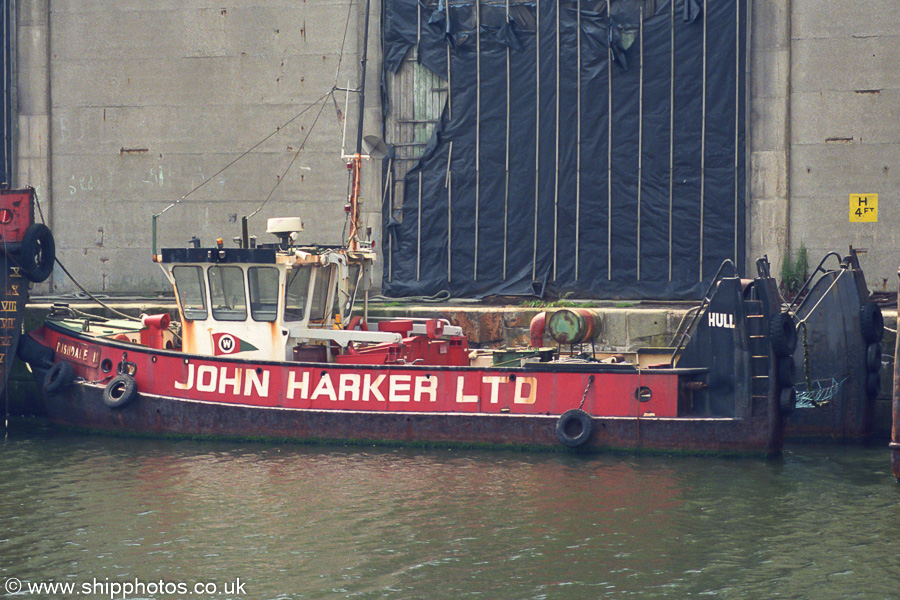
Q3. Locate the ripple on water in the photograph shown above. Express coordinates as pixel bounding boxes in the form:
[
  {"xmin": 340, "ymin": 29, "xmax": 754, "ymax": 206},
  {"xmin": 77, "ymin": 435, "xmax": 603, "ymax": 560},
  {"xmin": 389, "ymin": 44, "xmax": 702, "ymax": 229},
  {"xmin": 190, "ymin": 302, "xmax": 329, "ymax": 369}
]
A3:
[{"xmin": 2, "ymin": 423, "xmax": 900, "ymax": 599}]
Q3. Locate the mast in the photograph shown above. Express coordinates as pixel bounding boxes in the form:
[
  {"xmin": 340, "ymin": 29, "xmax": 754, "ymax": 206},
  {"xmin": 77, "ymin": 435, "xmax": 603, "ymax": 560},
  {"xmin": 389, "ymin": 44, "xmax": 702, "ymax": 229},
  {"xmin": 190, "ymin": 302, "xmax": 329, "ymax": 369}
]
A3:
[
  {"xmin": 356, "ymin": 0, "xmax": 371, "ymax": 156},
  {"xmin": 347, "ymin": 0, "xmax": 372, "ymax": 252}
]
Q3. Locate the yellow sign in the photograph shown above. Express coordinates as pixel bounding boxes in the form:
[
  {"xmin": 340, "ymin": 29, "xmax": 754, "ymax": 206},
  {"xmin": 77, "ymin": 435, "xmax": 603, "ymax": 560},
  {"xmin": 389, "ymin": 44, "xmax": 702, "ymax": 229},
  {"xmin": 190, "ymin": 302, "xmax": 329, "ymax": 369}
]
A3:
[{"xmin": 850, "ymin": 193, "xmax": 878, "ymax": 222}]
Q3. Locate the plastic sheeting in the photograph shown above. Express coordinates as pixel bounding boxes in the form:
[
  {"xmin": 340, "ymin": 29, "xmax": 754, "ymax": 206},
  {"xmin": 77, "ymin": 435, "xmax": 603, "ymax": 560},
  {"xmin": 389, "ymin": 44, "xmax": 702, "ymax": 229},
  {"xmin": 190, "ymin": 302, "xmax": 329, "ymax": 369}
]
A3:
[{"xmin": 381, "ymin": 0, "xmax": 746, "ymax": 299}]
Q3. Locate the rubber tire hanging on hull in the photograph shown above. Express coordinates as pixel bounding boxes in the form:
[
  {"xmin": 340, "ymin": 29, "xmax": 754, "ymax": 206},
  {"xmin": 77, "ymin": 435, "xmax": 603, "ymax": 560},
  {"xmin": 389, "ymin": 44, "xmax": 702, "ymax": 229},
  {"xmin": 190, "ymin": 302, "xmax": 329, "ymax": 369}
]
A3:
[
  {"xmin": 860, "ymin": 303, "xmax": 884, "ymax": 344},
  {"xmin": 103, "ymin": 374, "xmax": 138, "ymax": 409},
  {"xmin": 556, "ymin": 409, "xmax": 593, "ymax": 448},
  {"xmin": 16, "ymin": 334, "xmax": 53, "ymax": 369},
  {"xmin": 18, "ymin": 223, "xmax": 55, "ymax": 283},
  {"xmin": 43, "ymin": 361, "xmax": 74, "ymax": 395},
  {"xmin": 780, "ymin": 387, "xmax": 797, "ymax": 415},
  {"xmin": 768, "ymin": 312, "xmax": 797, "ymax": 357},
  {"xmin": 776, "ymin": 356, "xmax": 796, "ymax": 388},
  {"xmin": 866, "ymin": 372, "xmax": 881, "ymax": 399},
  {"xmin": 866, "ymin": 343, "xmax": 882, "ymax": 373}
]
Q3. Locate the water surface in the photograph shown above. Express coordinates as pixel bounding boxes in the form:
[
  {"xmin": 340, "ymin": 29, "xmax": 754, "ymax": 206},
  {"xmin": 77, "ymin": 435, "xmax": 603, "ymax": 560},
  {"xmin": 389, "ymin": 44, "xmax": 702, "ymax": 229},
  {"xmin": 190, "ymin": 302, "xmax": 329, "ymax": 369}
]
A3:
[{"xmin": 1, "ymin": 420, "xmax": 898, "ymax": 599}]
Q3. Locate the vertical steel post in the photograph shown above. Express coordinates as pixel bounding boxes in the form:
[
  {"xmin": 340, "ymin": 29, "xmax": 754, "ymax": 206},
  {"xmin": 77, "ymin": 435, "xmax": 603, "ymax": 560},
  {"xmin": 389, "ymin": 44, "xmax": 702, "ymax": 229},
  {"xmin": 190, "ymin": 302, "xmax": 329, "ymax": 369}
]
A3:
[
  {"xmin": 607, "ymin": 0, "xmax": 612, "ymax": 280},
  {"xmin": 532, "ymin": 0, "xmax": 541, "ymax": 281},
  {"xmin": 474, "ymin": 0, "xmax": 481, "ymax": 281},
  {"xmin": 447, "ymin": 45, "xmax": 452, "ymax": 119},
  {"xmin": 417, "ymin": 171, "xmax": 422, "ymax": 280},
  {"xmin": 447, "ymin": 46, "xmax": 452, "ymax": 282},
  {"xmin": 637, "ymin": 6, "xmax": 644, "ymax": 280},
  {"xmin": 446, "ymin": 141, "xmax": 453, "ymax": 282},
  {"xmin": 503, "ymin": 0, "xmax": 510, "ymax": 280},
  {"xmin": 699, "ymin": 0, "xmax": 707, "ymax": 281},
  {"xmin": 734, "ymin": 0, "xmax": 741, "ymax": 264},
  {"xmin": 553, "ymin": 0, "xmax": 560, "ymax": 281},
  {"xmin": 575, "ymin": 0, "xmax": 582, "ymax": 281},
  {"xmin": 416, "ymin": 0, "xmax": 422, "ymax": 280},
  {"xmin": 387, "ymin": 168, "xmax": 394, "ymax": 280},
  {"xmin": 355, "ymin": 0, "xmax": 371, "ymax": 155},
  {"xmin": 668, "ymin": 0, "xmax": 675, "ymax": 281}
]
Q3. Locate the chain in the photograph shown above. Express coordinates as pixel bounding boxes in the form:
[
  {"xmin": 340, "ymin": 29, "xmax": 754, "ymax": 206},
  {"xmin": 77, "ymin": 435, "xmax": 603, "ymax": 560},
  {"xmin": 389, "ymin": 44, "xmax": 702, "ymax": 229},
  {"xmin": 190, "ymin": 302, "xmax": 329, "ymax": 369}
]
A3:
[
  {"xmin": 579, "ymin": 374, "xmax": 595, "ymax": 409},
  {"xmin": 800, "ymin": 321, "xmax": 817, "ymax": 407}
]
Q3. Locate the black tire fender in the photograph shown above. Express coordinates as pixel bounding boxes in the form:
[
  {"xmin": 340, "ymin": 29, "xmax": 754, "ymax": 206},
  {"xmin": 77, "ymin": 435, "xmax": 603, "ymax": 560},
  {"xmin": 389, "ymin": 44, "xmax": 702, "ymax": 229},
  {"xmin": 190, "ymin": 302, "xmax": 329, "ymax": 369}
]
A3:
[
  {"xmin": 43, "ymin": 361, "xmax": 74, "ymax": 395},
  {"xmin": 860, "ymin": 302, "xmax": 884, "ymax": 344},
  {"xmin": 866, "ymin": 343, "xmax": 882, "ymax": 374},
  {"xmin": 776, "ymin": 355, "xmax": 795, "ymax": 388},
  {"xmin": 866, "ymin": 372, "xmax": 881, "ymax": 399},
  {"xmin": 18, "ymin": 223, "xmax": 55, "ymax": 283},
  {"xmin": 768, "ymin": 312, "xmax": 797, "ymax": 357},
  {"xmin": 780, "ymin": 387, "xmax": 797, "ymax": 415},
  {"xmin": 556, "ymin": 408, "xmax": 593, "ymax": 448},
  {"xmin": 16, "ymin": 333, "xmax": 54, "ymax": 369},
  {"xmin": 103, "ymin": 374, "xmax": 138, "ymax": 409}
]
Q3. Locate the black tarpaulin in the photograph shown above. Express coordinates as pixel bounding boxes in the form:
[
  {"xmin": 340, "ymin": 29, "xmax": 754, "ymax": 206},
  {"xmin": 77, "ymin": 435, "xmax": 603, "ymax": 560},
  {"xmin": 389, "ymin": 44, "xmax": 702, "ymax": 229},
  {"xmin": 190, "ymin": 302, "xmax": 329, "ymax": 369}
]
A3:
[{"xmin": 381, "ymin": 0, "xmax": 746, "ymax": 299}]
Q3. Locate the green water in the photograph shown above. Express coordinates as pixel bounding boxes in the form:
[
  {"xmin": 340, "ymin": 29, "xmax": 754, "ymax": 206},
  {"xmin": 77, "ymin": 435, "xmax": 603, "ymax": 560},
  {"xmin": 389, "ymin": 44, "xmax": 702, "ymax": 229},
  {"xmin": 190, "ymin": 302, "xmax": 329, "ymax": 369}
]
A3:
[{"xmin": 1, "ymin": 419, "xmax": 898, "ymax": 599}]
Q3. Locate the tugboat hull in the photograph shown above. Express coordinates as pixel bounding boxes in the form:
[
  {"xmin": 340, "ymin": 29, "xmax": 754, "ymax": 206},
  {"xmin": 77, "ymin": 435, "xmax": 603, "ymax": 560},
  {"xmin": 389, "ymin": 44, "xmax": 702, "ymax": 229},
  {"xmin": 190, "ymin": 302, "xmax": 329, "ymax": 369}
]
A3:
[
  {"xmin": 40, "ymin": 376, "xmax": 776, "ymax": 455},
  {"xmin": 24, "ymin": 264, "xmax": 789, "ymax": 456}
]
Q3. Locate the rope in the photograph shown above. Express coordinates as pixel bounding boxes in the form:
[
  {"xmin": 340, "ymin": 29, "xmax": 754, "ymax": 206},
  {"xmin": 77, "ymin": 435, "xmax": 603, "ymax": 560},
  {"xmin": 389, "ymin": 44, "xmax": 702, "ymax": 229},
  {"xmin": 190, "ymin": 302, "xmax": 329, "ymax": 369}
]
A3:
[
  {"xmin": 248, "ymin": 93, "xmax": 331, "ymax": 220},
  {"xmin": 155, "ymin": 90, "xmax": 334, "ymax": 219},
  {"xmin": 369, "ymin": 290, "xmax": 454, "ymax": 304},
  {"xmin": 52, "ymin": 258, "xmax": 142, "ymax": 323}
]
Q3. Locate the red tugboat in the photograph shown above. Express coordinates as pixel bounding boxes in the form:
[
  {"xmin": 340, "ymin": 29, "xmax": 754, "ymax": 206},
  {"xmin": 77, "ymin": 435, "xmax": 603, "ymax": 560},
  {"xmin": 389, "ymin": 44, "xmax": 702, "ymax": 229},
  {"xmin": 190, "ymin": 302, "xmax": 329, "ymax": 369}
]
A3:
[
  {"xmin": 0, "ymin": 187, "xmax": 54, "ymax": 400},
  {"xmin": 18, "ymin": 158, "xmax": 795, "ymax": 454},
  {"xmin": 13, "ymin": 2, "xmax": 795, "ymax": 453}
]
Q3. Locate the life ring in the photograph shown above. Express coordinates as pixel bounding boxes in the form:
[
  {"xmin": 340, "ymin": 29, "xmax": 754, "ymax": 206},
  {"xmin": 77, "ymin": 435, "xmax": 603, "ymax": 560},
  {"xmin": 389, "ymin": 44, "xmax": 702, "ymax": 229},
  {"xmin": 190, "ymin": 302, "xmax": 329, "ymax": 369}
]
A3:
[
  {"xmin": 43, "ymin": 361, "xmax": 74, "ymax": 395},
  {"xmin": 866, "ymin": 343, "xmax": 882, "ymax": 373},
  {"xmin": 103, "ymin": 374, "xmax": 138, "ymax": 409},
  {"xmin": 776, "ymin": 355, "xmax": 795, "ymax": 388},
  {"xmin": 779, "ymin": 387, "xmax": 797, "ymax": 414},
  {"xmin": 18, "ymin": 223, "xmax": 55, "ymax": 283},
  {"xmin": 556, "ymin": 408, "xmax": 593, "ymax": 448},
  {"xmin": 346, "ymin": 316, "xmax": 369, "ymax": 331},
  {"xmin": 768, "ymin": 312, "xmax": 797, "ymax": 357},
  {"xmin": 860, "ymin": 303, "xmax": 884, "ymax": 344}
]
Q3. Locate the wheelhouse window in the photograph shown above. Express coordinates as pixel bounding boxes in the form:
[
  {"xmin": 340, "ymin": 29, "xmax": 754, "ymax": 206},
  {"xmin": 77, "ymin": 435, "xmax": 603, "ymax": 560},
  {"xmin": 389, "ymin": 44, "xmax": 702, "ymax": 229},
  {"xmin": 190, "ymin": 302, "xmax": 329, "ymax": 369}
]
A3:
[
  {"xmin": 208, "ymin": 266, "xmax": 247, "ymax": 321},
  {"xmin": 284, "ymin": 265, "xmax": 311, "ymax": 322},
  {"xmin": 248, "ymin": 267, "xmax": 279, "ymax": 322},
  {"xmin": 172, "ymin": 266, "xmax": 208, "ymax": 321},
  {"xmin": 308, "ymin": 266, "xmax": 333, "ymax": 322}
]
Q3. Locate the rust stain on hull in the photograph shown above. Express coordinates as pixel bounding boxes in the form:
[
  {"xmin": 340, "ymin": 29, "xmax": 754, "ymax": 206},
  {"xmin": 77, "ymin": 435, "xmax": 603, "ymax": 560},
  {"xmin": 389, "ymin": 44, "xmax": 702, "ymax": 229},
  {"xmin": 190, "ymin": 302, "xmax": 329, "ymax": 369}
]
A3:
[{"xmin": 41, "ymin": 383, "xmax": 778, "ymax": 456}]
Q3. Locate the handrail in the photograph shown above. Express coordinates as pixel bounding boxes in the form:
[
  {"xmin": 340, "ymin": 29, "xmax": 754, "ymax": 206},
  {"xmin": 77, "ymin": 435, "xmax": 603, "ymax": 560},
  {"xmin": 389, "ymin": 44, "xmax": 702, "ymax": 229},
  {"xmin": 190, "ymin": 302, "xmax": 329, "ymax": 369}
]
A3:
[
  {"xmin": 786, "ymin": 251, "xmax": 843, "ymax": 313},
  {"xmin": 670, "ymin": 259, "xmax": 737, "ymax": 361}
]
